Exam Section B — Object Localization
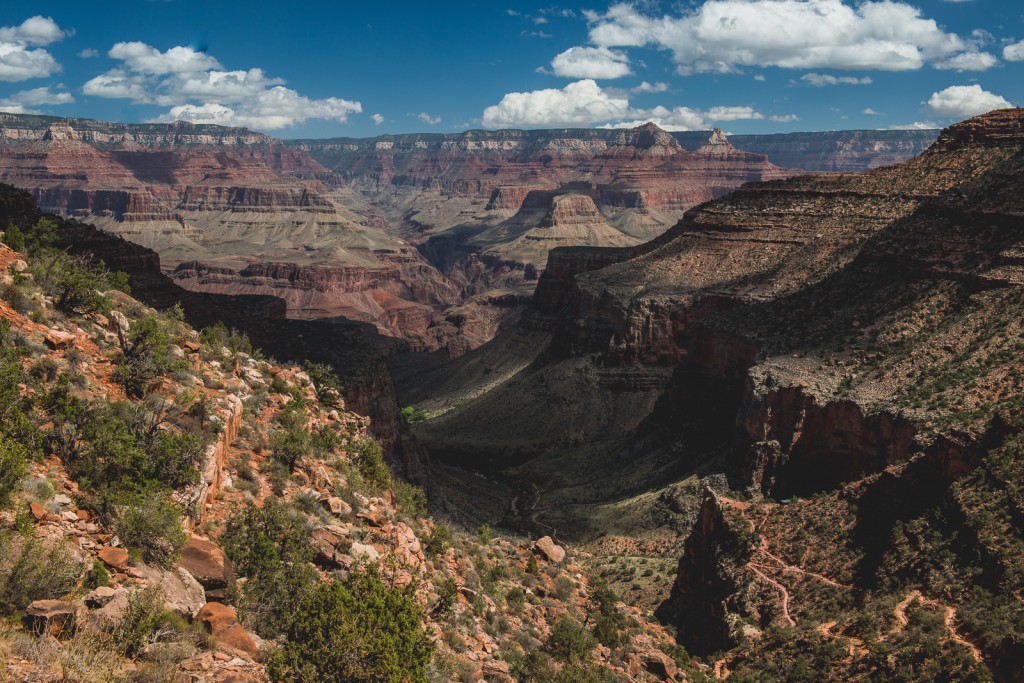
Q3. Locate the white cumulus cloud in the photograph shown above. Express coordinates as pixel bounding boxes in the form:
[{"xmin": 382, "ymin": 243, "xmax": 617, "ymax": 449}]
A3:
[
  {"xmin": 934, "ymin": 51, "xmax": 998, "ymax": 71},
  {"xmin": 706, "ymin": 105, "xmax": 763, "ymax": 121},
  {"xmin": 371, "ymin": 113, "xmax": 384, "ymax": 125},
  {"xmin": 483, "ymin": 79, "xmax": 630, "ymax": 127},
  {"xmin": 417, "ymin": 112, "xmax": 442, "ymax": 125},
  {"xmin": 801, "ymin": 73, "xmax": 872, "ymax": 86},
  {"xmin": 108, "ymin": 42, "xmax": 222, "ymax": 75},
  {"xmin": 0, "ymin": 86, "xmax": 73, "ymax": 113},
  {"xmin": 1004, "ymin": 40, "xmax": 1024, "ymax": 62},
  {"xmin": 0, "ymin": 16, "xmax": 67, "ymax": 46},
  {"xmin": 889, "ymin": 121, "xmax": 940, "ymax": 130},
  {"xmin": 0, "ymin": 16, "xmax": 67, "ymax": 82},
  {"xmin": 586, "ymin": 0, "xmax": 983, "ymax": 74},
  {"xmin": 550, "ymin": 46, "xmax": 632, "ymax": 79},
  {"xmin": 631, "ymin": 81, "xmax": 669, "ymax": 93},
  {"xmin": 483, "ymin": 79, "xmax": 793, "ymax": 130},
  {"xmin": 925, "ymin": 85, "xmax": 1013, "ymax": 118},
  {"xmin": 83, "ymin": 41, "xmax": 361, "ymax": 130}
]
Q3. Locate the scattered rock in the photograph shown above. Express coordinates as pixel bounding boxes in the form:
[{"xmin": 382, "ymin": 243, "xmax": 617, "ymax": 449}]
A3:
[
  {"xmin": 533, "ymin": 536, "xmax": 566, "ymax": 563},
  {"xmin": 98, "ymin": 546, "xmax": 130, "ymax": 572},
  {"xmin": 321, "ymin": 496, "xmax": 352, "ymax": 517},
  {"xmin": 25, "ymin": 600, "xmax": 77, "ymax": 638},
  {"xmin": 28, "ymin": 501, "xmax": 47, "ymax": 521}
]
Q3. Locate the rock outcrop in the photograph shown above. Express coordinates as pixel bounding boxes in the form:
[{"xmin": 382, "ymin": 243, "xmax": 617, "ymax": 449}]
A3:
[{"xmin": 0, "ymin": 114, "xmax": 460, "ymax": 348}]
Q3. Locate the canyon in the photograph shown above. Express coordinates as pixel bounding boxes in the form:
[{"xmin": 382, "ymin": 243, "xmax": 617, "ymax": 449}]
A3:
[
  {"xmin": 0, "ymin": 113, "xmax": 936, "ymax": 359},
  {"xmin": 404, "ymin": 108, "xmax": 1024, "ymax": 679},
  {"xmin": 0, "ymin": 106, "xmax": 1020, "ymax": 680}
]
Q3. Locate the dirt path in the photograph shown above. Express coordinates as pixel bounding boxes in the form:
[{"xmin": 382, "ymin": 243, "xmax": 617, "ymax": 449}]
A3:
[
  {"xmin": 719, "ymin": 494, "xmax": 850, "ymax": 629},
  {"xmin": 943, "ymin": 605, "xmax": 984, "ymax": 664},
  {"xmin": 749, "ymin": 564, "xmax": 797, "ymax": 626},
  {"xmin": 888, "ymin": 590, "xmax": 984, "ymax": 664}
]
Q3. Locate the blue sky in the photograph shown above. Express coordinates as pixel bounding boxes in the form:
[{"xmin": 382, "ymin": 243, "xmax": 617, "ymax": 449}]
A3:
[{"xmin": 0, "ymin": 1, "xmax": 1021, "ymax": 138}]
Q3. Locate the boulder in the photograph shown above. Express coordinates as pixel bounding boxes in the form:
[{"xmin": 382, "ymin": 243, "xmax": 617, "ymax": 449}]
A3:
[
  {"xmin": 25, "ymin": 600, "xmax": 77, "ymax": 638},
  {"xmin": 51, "ymin": 494, "xmax": 73, "ymax": 507},
  {"xmin": 533, "ymin": 536, "xmax": 566, "ymax": 563},
  {"xmin": 44, "ymin": 330, "xmax": 76, "ymax": 350},
  {"xmin": 311, "ymin": 526, "xmax": 349, "ymax": 568},
  {"xmin": 28, "ymin": 501, "xmax": 47, "ymax": 521},
  {"xmin": 321, "ymin": 496, "xmax": 352, "ymax": 517},
  {"xmin": 636, "ymin": 649, "xmax": 678, "ymax": 681},
  {"xmin": 482, "ymin": 659, "xmax": 513, "ymax": 679},
  {"xmin": 87, "ymin": 588, "xmax": 130, "ymax": 625},
  {"xmin": 135, "ymin": 565, "xmax": 206, "ymax": 619},
  {"xmin": 98, "ymin": 546, "xmax": 130, "ymax": 572},
  {"xmin": 83, "ymin": 586, "xmax": 120, "ymax": 608},
  {"xmin": 349, "ymin": 542, "xmax": 380, "ymax": 563},
  {"xmin": 178, "ymin": 536, "xmax": 232, "ymax": 591},
  {"xmin": 197, "ymin": 602, "xmax": 259, "ymax": 657}
]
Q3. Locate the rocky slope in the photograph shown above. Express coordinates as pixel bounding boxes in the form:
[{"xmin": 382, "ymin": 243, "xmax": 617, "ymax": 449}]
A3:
[
  {"xmin": 0, "ymin": 198, "xmax": 711, "ymax": 682},
  {"xmin": 402, "ymin": 109, "xmax": 1024, "ymax": 679}
]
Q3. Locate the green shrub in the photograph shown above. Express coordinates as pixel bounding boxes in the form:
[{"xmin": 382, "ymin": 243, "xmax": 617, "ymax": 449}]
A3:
[
  {"xmin": 87, "ymin": 557, "xmax": 111, "ymax": 590},
  {"xmin": 394, "ymin": 480, "xmax": 428, "ymax": 517},
  {"xmin": 424, "ymin": 524, "xmax": 453, "ymax": 557},
  {"xmin": 267, "ymin": 568, "xmax": 433, "ymax": 683},
  {"xmin": 591, "ymin": 587, "xmax": 627, "ymax": 648},
  {"xmin": 22, "ymin": 217, "xmax": 57, "ymax": 253},
  {"xmin": 109, "ymin": 585, "xmax": 188, "ymax": 657},
  {"xmin": 270, "ymin": 424, "xmax": 310, "ymax": 472},
  {"xmin": 222, "ymin": 500, "xmax": 318, "ymax": 637},
  {"xmin": 401, "ymin": 405, "xmax": 428, "ymax": 423},
  {"xmin": 506, "ymin": 587, "xmax": 527, "ymax": 614},
  {"xmin": 71, "ymin": 402, "xmax": 201, "ymax": 499},
  {"xmin": 0, "ymin": 533, "xmax": 82, "ymax": 610},
  {"xmin": 115, "ymin": 314, "xmax": 187, "ymax": 398},
  {"xmin": 200, "ymin": 322, "xmax": 254, "ymax": 360},
  {"xmin": 351, "ymin": 438, "xmax": 391, "ymax": 491},
  {"xmin": 4, "ymin": 223, "xmax": 25, "ymax": 252},
  {"xmin": 0, "ymin": 433, "xmax": 28, "ymax": 508},
  {"xmin": 431, "ymin": 577, "xmax": 459, "ymax": 619},
  {"xmin": 310, "ymin": 425, "xmax": 343, "ymax": 457},
  {"xmin": 303, "ymin": 361, "xmax": 343, "ymax": 407},
  {"xmin": 548, "ymin": 616, "xmax": 596, "ymax": 661},
  {"xmin": 113, "ymin": 491, "xmax": 189, "ymax": 568}
]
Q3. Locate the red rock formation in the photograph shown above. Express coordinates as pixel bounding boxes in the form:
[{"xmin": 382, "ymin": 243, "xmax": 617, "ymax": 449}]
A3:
[{"xmin": 303, "ymin": 123, "xmax": 794, "ymax": 216}]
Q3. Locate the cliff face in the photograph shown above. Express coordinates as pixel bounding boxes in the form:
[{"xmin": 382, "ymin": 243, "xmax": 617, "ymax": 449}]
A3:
[
  {"xmin": 296, "ymin": 123, "xmax": 792, "ymax": 217},
  {"xmin": 0, "ymin": 114, "xmax": 470, "ymax": 349},
  {"xmin": 671, "ymin": 128, "xmax": 940, "ymax": 172}
]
